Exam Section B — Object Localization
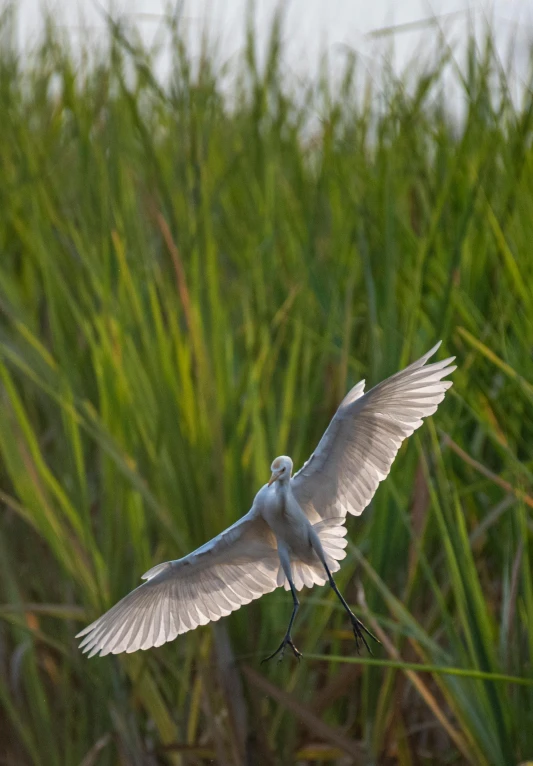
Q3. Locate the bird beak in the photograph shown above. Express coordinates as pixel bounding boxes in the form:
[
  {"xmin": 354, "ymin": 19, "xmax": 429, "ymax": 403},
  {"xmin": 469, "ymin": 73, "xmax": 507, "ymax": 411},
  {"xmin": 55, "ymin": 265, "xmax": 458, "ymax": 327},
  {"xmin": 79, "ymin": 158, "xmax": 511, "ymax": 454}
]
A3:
[{"xmin": 268, "ymin": 472, "xmax": 278, "ymax": 486}]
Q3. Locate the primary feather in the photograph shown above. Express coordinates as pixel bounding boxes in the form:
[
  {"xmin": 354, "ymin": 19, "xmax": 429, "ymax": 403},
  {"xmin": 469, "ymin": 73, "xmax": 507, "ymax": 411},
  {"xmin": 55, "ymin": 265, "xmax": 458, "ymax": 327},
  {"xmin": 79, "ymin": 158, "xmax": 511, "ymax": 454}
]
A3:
[
  {"xmin": 291, "ymin": 341, "xmax": 456, "ymax": 522},
  {"xmin": 77, "ymin": 514, "xmax": 280, "ymax": 657}
]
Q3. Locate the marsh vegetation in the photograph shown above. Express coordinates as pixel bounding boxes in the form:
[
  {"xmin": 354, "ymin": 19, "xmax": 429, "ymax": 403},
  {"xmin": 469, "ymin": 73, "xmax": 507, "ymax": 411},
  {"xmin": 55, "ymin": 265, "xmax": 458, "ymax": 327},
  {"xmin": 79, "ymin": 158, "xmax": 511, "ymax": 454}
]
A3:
[{"xmin": 0, "ymin": 6, "xmax": 532, "ymax": 764}]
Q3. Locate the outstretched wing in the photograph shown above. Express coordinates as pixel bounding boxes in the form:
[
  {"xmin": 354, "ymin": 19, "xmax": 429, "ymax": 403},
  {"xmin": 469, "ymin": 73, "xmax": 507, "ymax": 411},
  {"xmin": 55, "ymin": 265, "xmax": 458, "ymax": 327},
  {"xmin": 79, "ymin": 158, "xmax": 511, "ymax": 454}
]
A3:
[
  {"xmin": 291, "ymin": 342, "xmax": 456, "ymax": 522},
  {"xmin": 77, "ymin": 508, "xmax": 279, "ymax": 657}
]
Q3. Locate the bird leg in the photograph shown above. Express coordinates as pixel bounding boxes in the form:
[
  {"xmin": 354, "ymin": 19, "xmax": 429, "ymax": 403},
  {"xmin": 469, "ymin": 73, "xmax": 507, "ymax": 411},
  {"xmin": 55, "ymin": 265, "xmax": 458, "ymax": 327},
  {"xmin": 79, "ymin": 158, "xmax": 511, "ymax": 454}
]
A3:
[
  {"xmin": 261, "ymin": 581, "xmax": 302, "ymax": 663},
  {"xmin": 323, "ymin": 562, "xmax": 380, "ymax": 654}
]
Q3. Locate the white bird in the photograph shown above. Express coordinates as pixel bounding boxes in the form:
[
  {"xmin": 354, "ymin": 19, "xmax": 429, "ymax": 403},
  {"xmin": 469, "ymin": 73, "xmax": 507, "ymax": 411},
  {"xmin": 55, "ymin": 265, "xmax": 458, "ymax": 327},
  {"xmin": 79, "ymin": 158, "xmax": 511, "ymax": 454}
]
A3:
[{"xmin": 77, "ymin": 342, "xmax": 456, "ymax": 660}]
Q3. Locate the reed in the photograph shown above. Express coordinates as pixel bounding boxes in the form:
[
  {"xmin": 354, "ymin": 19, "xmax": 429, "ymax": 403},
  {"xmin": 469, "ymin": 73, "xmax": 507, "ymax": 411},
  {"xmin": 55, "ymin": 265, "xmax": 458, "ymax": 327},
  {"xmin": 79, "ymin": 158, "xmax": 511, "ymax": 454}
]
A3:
[{"xmin": 1, "ymin": 6, "xmax": 532, "ymax": 764}]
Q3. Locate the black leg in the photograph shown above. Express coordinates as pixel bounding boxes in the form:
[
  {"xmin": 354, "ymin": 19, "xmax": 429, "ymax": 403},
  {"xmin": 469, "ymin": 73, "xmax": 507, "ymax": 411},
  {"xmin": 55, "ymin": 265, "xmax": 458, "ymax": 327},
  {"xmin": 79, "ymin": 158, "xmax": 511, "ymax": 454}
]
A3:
[
  {"xmin": 261, "ymin": 581, "xmax": 302, "ymax": 664},
  {"xmin": 323, "ymin": 562, "xmax": 380, "ymax": 654}
]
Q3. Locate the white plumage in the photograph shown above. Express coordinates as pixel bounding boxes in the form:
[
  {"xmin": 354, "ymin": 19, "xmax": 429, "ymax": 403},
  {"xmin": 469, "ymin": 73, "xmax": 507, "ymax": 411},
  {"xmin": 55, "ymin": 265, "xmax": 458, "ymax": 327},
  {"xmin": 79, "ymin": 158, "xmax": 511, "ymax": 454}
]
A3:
[
  {"xmin": 77, "ymin": 341, "xmax": 456, "ymax": 659},
  {"xmin": 291, "ymin": 342, "xmax": 455, "ymax": 521}
]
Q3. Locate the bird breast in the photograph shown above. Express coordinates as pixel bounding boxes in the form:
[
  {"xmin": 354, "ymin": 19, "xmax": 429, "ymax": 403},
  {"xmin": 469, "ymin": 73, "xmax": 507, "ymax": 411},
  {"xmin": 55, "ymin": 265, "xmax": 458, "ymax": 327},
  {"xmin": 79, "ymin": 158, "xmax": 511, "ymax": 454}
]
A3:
[{"xmin": 260, "ymin": 485, "xmax": 316, "ymax": 563}]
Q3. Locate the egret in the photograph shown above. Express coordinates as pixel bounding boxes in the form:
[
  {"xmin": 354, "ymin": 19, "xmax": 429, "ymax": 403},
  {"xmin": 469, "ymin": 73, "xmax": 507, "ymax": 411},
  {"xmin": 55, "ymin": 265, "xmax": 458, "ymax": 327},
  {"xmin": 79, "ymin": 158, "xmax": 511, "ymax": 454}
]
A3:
[{"xmin": 77, "ymin": 342, "xmax": 455, "ymax": 660}]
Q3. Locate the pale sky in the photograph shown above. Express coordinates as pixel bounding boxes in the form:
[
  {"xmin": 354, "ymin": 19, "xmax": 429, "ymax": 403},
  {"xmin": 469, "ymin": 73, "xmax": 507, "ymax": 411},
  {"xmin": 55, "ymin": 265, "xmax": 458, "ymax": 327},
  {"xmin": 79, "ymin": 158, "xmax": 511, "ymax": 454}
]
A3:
[{"xmin": 13, "ymin": 1, "xmax": 533, "ymax": 90}]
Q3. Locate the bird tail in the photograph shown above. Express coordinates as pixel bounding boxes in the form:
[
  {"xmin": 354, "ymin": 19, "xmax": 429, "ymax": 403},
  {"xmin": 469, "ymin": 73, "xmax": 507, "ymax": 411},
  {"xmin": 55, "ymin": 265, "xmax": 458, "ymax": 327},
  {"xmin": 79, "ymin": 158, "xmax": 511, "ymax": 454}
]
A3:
[
  {"xmin": 313, "ymin": 516, "xmax": 348, "ymax": 567},
  {"xmin": 280, "ymin": 517, "xmax": 348, "ymax": 591}
]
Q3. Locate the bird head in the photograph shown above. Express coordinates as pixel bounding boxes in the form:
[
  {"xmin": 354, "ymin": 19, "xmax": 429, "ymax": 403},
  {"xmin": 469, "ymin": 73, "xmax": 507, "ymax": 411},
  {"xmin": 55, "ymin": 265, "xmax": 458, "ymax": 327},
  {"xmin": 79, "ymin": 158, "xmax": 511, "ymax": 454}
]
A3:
[{"xmin": 268, "ymin": 455, "xmax": 293, "ymax": 486}]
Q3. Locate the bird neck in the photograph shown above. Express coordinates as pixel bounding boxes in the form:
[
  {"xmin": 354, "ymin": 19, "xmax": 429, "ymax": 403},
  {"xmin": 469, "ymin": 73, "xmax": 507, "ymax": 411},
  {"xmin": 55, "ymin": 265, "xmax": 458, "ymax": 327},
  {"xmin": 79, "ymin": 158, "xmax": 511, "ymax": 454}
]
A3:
[
  {"xmin": 275, "ymin": 478, "xmax": 291, "ymax": 497},
  {"xmin": 275, "ymin": 478, "xmax": 291, "ymax": 517}
]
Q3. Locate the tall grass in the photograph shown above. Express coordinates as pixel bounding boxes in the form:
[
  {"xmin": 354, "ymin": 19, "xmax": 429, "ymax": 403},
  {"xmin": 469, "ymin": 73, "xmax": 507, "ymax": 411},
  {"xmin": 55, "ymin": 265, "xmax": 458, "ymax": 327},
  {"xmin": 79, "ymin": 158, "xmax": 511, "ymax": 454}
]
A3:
[{"xmin": 0, "ymin": 5, "xmax": 532, "ymax": 764}]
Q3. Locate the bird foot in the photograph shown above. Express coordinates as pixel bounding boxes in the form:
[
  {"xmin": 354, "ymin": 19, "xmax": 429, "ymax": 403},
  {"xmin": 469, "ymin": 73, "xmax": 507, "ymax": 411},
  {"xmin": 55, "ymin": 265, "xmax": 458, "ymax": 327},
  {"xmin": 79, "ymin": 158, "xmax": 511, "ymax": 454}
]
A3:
[
  {"xmin": 350, "ymin": 614, "xmax": 380, "ymax": 655},
  {"xmin": 261, "ymin": 634, "xmax": 302, "ymax": 664}
]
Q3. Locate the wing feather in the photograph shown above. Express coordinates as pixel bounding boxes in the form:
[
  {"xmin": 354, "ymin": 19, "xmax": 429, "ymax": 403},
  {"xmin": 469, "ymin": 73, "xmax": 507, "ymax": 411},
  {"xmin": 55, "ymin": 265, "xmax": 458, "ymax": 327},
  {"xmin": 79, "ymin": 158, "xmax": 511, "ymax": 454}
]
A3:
[
  {"xmin": 291, "ymin": 342, "xmax": 456, "ymax": 521},
  {"xmin": 77, "ymin": 509, "xmax": 279, "ymax": 656}
]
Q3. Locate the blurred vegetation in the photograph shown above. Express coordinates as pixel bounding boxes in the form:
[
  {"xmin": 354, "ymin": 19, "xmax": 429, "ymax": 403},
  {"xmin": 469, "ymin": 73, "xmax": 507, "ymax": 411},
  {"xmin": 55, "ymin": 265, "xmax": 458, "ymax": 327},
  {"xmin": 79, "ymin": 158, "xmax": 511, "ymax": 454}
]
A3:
[{"xmin": 1, "ymin": 4, "xmax": 533, "ymax": 765}]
